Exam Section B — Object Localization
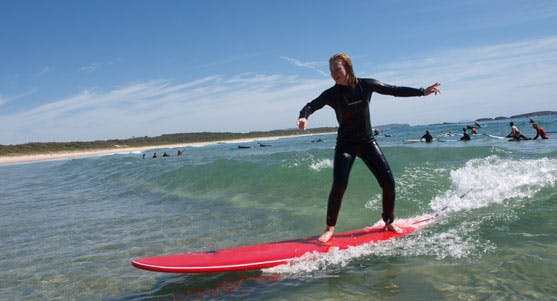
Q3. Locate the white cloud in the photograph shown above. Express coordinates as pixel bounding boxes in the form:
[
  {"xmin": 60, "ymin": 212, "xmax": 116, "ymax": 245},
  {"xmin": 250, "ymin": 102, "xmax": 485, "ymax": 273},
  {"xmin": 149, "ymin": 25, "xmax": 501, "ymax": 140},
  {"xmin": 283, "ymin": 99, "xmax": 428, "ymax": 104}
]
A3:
[
  {"xmin": 0, "ymin": 89, "xmax": 38, "ymax": 109},
  {"xmin": 366, "ymin": 36, "xmax": 557, "ymax": 125},
  {"xmin": 2, "ymin": 36, "xmax": 557, "ymax": 144},
  {"xmin": 80, "ymin": 63, "xmax": 98, "ymax": 73},
  {"xmin": 280, "ymin": 56, "xmax": 328, "ymax": 76},
  {"xmin": 0, "ymin": 74, "xmax": 332, "ymax": 143}
]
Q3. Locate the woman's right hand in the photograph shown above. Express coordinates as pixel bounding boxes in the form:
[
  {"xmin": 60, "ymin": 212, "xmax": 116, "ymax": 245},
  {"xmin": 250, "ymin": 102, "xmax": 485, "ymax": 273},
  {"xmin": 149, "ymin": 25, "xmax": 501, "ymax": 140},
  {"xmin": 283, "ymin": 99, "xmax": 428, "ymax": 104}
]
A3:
[{"xmin": 297, "ymin": 118, "xmax": 308, "ymax": 131}]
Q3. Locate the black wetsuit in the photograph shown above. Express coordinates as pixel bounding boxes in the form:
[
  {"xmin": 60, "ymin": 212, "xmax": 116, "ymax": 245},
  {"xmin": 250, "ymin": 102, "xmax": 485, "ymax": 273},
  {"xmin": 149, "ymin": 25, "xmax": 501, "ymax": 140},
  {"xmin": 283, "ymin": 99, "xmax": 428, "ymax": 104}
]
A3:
[
  {"xmin": 421, "ymin": 132, "xmax": 433, "ymax": 143},
  {"xmin": 299, "ymin": 78, "xmax": 424, "ymax": 226}
]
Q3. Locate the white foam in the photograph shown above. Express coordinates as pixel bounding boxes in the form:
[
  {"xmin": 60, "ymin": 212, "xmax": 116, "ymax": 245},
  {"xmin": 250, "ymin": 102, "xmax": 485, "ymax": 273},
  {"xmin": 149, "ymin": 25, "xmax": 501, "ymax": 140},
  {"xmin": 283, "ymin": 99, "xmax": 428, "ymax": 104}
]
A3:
[
  {"xmin": 264, "ymin": 156, "xmax": 556, "ymax": 276},
  {"xmin": 263, "ymin": 217, "xmax": 494, "ymax": 276},
  {"xmin": 364, "ymin": 194, "xmax": 382, "ymax": 209},
  {"xmin": 309, "ymin": 159, "xmax": 333, "ymax": 171},
  {"xmin": 430, "ymin": 156, "xmax": 557, "ymax": 213}
]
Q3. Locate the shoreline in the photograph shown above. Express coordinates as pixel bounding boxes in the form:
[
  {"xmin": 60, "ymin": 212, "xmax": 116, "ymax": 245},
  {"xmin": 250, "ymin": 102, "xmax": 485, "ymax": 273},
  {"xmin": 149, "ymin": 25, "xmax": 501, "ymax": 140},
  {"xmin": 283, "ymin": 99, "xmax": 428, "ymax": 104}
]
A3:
[{"xmin": 0, "ymin": 132, "xmax": 334, "ymax": 166}]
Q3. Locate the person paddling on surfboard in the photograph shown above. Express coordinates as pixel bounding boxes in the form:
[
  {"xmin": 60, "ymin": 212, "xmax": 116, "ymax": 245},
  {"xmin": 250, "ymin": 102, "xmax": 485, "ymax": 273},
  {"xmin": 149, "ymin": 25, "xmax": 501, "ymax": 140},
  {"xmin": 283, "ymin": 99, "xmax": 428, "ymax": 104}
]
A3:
[
  {"xmin": 507, "ymin": 122, "xmax": 530, "ymax": 141},
  {"xmin": 297, "ymin": 53, "xmax": 440, "ymax": 242},
  {"xmin": 532, "ymin": 123, "xmax": 548, "ymax": 140}
]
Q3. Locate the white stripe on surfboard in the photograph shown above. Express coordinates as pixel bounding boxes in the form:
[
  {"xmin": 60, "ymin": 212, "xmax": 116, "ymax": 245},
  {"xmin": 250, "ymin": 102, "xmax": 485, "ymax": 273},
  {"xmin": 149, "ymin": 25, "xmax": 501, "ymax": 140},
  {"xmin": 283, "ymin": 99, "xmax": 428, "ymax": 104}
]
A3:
[{"xmin": 134, "ymin": 257, "xmax": 293, "ymax": 272}]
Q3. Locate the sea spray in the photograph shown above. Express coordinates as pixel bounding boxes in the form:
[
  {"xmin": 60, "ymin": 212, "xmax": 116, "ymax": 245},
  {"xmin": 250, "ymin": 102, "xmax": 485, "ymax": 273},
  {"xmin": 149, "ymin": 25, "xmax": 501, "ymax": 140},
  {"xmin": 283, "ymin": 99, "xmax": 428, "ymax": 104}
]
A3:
[{"xmin": 431, "ymin": 156, "xmax": 557, "ymax": 213}]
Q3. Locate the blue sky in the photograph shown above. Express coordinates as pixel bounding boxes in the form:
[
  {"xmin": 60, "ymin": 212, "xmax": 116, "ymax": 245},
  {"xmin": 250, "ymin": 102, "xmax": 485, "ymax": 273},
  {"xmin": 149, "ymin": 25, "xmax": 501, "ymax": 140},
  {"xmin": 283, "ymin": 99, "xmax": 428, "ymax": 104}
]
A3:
[{"xmin": 1, "ymin": 0, "xmax": 556, "ymax": 144}]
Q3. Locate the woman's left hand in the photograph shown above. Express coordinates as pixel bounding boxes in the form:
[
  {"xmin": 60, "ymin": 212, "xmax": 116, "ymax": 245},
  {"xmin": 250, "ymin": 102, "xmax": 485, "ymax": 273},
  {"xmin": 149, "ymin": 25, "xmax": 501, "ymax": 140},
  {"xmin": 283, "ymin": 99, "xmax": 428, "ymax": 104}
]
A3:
[{"xmin": 424, "ymin": 82, "xmax": 441, "ymax": 96}]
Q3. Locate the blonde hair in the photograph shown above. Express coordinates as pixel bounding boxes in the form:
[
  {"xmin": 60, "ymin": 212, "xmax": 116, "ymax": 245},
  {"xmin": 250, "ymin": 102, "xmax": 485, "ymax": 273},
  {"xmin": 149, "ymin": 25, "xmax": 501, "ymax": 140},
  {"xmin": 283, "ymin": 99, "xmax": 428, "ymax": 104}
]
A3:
[{"xmin": 329, "ymin": 53, "xmax": 358, "ymax": 88}]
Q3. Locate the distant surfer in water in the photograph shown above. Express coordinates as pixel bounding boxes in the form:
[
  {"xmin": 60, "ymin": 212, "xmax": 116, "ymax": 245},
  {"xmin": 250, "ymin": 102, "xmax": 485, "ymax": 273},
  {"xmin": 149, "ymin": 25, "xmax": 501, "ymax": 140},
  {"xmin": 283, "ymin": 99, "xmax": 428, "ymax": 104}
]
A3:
[
  {"xmin": 460, "ymin": 128, "xmax": 471, "ymax": 141},
  {"xmin": 421, "ymin": 130, "xmax": 433, "ymax": 143},
  {"xmin": 297, "ymin": 53, "xmax": 440, "ymax": 242},
  {"xmin": 507, "ymin": 122, "xmax": 530, "ymax": 141},
  {"xmin": 532, "ymin": 123, "xmax": 548, "ymax": 139}
]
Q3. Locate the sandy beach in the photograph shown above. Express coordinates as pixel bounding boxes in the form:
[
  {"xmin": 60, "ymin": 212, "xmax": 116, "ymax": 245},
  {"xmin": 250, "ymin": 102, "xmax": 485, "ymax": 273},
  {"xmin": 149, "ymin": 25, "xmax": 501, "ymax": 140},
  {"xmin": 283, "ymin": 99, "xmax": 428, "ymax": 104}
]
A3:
[{"xmin": 0, "ymin": 133, "xmax": 332, "ymax": 166}]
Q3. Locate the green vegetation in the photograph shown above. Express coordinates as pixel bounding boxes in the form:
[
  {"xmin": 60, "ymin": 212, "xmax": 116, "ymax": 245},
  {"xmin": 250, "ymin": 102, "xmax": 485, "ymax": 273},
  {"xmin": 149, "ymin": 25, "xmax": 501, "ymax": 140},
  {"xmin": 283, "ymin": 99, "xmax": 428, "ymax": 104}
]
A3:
[{"xmin": 0, "ymin": 127, "xmax": 337, "ymax": 156}]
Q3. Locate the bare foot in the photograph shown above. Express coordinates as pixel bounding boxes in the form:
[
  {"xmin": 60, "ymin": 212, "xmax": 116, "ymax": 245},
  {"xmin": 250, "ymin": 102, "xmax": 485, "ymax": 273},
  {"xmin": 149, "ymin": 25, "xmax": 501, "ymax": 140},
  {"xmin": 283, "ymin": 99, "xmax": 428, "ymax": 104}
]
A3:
[
  {"xmin": 385, "ymin": 223, "xmax": 403, "ymax": 233},
  {"xmin": 318, "ymin": 226, "xmax": 335, "ymax": 242}
]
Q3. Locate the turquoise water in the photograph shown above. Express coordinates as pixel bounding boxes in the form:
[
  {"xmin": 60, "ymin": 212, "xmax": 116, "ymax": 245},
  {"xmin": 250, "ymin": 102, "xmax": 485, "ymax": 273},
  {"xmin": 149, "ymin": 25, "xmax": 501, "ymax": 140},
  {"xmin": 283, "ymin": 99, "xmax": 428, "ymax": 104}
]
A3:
[{"xmin": 1, "ymin": 116, "xmax": 556, "ymax": 300}]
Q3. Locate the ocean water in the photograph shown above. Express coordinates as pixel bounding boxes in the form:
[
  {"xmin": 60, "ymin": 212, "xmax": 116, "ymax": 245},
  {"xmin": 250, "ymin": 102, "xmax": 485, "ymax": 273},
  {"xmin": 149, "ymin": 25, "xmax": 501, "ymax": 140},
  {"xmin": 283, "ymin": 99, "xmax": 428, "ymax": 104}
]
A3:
[{"xmin": 1, "ymin": 116, "xmax": 556, "ymax": 300}]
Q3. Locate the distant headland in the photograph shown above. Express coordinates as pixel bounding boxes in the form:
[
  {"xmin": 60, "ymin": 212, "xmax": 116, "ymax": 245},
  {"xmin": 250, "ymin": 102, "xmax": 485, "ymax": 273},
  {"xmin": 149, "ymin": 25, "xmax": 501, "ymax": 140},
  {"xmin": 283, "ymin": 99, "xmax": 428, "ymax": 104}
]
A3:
[{"xmin": 476, "ymin": 111, "xmax": 557, "ymax": 122}]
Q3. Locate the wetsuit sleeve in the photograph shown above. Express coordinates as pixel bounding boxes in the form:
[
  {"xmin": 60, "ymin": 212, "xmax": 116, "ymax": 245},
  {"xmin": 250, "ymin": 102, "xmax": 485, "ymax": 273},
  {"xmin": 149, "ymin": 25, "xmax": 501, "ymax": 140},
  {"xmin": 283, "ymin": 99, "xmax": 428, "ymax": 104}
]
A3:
[
  {"xmin": 363, "ymin": 78, "xmax": 424, "ymax": 97},
  {"xmin": 299, "ymin": 90, "xmax": 331, "ymax": 119}
]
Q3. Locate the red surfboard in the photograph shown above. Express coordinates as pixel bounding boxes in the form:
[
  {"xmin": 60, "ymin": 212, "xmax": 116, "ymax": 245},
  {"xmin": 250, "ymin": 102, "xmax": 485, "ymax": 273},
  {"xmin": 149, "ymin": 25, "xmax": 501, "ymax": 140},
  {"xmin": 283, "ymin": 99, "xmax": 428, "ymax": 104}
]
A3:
[{"xmin": 132, "ymin": 215, "xmax": 435, "ymax": 273}]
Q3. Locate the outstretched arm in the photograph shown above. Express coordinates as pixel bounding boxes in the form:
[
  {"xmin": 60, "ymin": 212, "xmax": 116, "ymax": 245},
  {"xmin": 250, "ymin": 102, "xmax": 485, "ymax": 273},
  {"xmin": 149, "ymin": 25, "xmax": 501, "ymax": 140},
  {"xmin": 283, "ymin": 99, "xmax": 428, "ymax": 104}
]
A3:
[
  {"xmin": 297, "ymin": 90, "xmax": 331, "ymax": 131},
  {"xmin": 364, "ymin": 79, "xmax": 441, "ymax": 97}
]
